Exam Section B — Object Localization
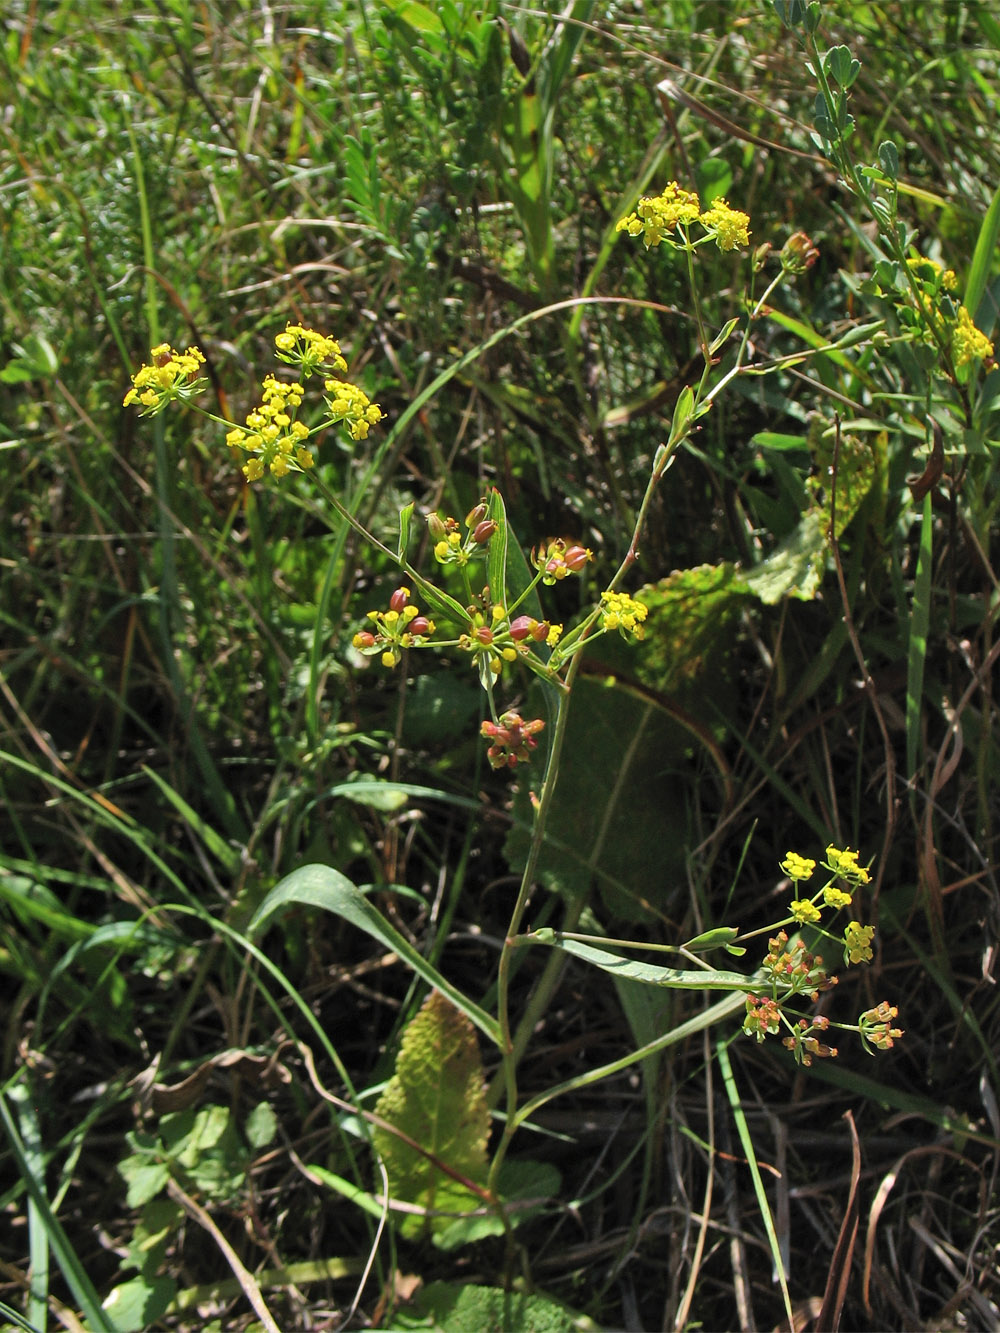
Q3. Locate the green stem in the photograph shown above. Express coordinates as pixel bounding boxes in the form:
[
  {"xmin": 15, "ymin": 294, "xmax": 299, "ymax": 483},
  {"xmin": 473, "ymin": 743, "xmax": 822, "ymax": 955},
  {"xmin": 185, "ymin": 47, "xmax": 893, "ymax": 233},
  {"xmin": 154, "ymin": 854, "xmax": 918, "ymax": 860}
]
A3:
[{"xmin": 486, "ymin": 646, "xmax": 585, "ymax": 1194}]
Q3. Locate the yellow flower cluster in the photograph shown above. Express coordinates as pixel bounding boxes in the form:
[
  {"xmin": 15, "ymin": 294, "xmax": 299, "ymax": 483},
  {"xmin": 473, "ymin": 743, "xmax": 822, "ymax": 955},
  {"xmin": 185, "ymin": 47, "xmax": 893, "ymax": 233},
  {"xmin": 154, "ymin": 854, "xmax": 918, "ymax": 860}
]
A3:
[
  {"xmin": 906, "ymin": 256, "xmax": 957, "ymax": 291},
  {"xmin": 353, "ymin": 587, "xmax": 435, "ymax": 669},
  {"xmin": 274, "ymin": 324, "xmax": 347, "ymax": 376},
  {"xmin": 824, "ymin": 845, "xmax": 871, "ymax": 886},
  {"xmin": 324, "ymin": 378, "xmax": 383, "ymax": 441},
  {"xmin": 699, "ymin": 198, "xmax": 751, "ymax": 251},
  {"xmin": 616, "ymin": 183, "xmax": 750, "ymax": 252},
  {"xmin": 790, "ymin": 898, "xmax": 821, "ymax": 924},
  {"xmin": 844, "ymin": 921, "xmax": 875, "ymax": 965},
  {"xmin": 226, "ymin": 375, "xmax": 313, "ymax": 481},
  {"xmin": 860, "ymin": 1002, "xmax": 903, "ymax": 1051},
  {"xmin": 780, "ymin": 851, "xmax": 816, "ymax": 881},
  {"xmin": 616, "ymin": 182, "xmax": 700, "ymax": 248},
  {"xmin": 952, "ymin": 305, "xmax": 994, "ymax": 369},
  {"xmin": 599, "ymin": 590, "xmax": 648, "ymax": 640},
  {"xmin": 125, "ymin": 326, "xmax": 384, "ymax": 485},
  {"xmin": 123, "ymin": 344, "xmax": 206, "ymax": 413}
]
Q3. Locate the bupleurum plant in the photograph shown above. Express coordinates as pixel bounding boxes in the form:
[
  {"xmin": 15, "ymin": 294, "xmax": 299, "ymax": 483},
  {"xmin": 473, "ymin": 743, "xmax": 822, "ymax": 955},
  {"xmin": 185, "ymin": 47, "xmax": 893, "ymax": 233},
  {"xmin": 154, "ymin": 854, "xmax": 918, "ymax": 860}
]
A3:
[{"xmin": 124, "ymin": 183, "xmax": 903, "ymax": 1303}]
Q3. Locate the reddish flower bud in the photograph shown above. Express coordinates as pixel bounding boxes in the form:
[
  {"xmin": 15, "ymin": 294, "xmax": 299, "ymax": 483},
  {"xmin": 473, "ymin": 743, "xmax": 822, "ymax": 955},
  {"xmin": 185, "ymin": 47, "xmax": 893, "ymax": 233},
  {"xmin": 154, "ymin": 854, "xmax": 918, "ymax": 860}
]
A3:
[
  {"xmin": 465, "ymin": 502, "xmax": 488, "ymax": 527},
  {"xmin": 780, "ymin": 231, "xmax": 819, "ymax": 274},
  {"xmin": 474, "ymin": 626, "xmax": 494, "ymax": 646},
  {"xmin": 389, "ymin": 587, "xmax": 410, "ymax": 612},
  {"xmin": 509, "ymin": 615, "xmax": 535, "ymax": 641},
  {"xmin": 471, "ymin": 519, "xmax": 498, "ymax": 544},
  {"xmin": 563, "ymin": 544, "xmax": 592, "ymax": 571},
  {"xmin": 353, "ymin": 631, "xmax": 376, "ymax": 649},
  {"xmin": 408, "ymin": 616, "xmax": 431, "ymax": 635}
]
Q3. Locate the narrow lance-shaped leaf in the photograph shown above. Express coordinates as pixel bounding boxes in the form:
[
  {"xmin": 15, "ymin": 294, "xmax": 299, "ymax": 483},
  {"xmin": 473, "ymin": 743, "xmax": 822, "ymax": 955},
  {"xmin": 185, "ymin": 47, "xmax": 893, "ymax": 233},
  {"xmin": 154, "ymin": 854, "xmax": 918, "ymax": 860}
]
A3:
[{"xmin": 248, "ymin": 865, "xmax": 501, "ymax": 1045}]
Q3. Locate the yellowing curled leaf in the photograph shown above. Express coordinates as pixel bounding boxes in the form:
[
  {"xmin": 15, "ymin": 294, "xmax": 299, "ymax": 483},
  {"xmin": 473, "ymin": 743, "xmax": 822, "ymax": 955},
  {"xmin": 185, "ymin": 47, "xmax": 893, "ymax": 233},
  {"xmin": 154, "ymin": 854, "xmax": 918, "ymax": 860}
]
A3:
[{"xmin": 373, "ymin": 991, "xmax": 490, "ymax": 1241}]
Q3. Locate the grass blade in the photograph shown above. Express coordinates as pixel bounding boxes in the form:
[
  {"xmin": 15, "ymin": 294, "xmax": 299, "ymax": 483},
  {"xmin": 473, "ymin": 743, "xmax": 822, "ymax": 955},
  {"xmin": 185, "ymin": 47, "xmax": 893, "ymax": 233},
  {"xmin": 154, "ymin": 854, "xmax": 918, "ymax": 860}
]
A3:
[
  {"xmin": 0, "ymin": 1090, "xmax": 115, "ymax": 1332},
  {"xmin": 716, "ymin": 1040, "xmax": 794, "ymax": 1331},
  {"xmin": 906, "ymin": 491, "xmax": 933, "ymax": 778}
]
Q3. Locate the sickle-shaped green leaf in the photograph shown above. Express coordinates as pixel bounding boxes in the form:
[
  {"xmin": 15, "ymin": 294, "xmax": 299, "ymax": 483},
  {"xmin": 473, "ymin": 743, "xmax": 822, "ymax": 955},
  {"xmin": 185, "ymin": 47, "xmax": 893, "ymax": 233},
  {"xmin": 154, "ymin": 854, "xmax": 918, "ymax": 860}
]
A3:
[
  {"xmin": 249, "ymin": 865, "xmax": 501, "ymax": 1045},
  {"xmin": 529, "ymin": 931, "xmax": 759, "ymax": 991}
]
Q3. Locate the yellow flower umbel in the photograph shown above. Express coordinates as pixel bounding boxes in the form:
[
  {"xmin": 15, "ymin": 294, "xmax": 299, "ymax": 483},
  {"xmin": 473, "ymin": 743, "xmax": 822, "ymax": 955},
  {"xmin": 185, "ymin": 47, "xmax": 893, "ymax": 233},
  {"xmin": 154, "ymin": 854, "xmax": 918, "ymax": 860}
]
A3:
[
  {"xmin": 859, "ymin": 1002, "xmax": 903, "ymax": 1053},
  {"xmin": 843, "ymin": 921, "xmax": 875, "ymax": 966},
  {"xmin": 617, "ymin": 183, "xmax": 751, "ymax": 254},
  {"xmin": 352, "ymin": 587, "xmax": 435, "ymax": 669},
  {"xmin": 226, "ymin": 375, "xmax": 313, "ymax": 481},
  {"xmin": 616, "ymin": 182, "xmax": 701, "ymax": 249},
  {"xmin": 952, "ymin": 305, "xmax": 994, "ymax": 369},
  {"xmin": 780, "ymin": 851, "xmax": 816, "ymax": 882},
  {"xmin": 599, "ymin": 590, "xmax": 648, "ymax": 640},
  {"xmin": 699, "ymin": 198, "xmax": 751, "ymax": 252},
  {"xmin": 123, "ymin": 344, "xmax": 206, "ymax": 414},
  {"xmin": 274, "ymin": 324, "xmax": 347, "ymax": 377},
  {"xmin": 324, "ymin": 378, "xmax": 383, "ymax": 440},
  {"xmin": 824, "ymin": 845, "xmax": 871, "ymax": 888}
]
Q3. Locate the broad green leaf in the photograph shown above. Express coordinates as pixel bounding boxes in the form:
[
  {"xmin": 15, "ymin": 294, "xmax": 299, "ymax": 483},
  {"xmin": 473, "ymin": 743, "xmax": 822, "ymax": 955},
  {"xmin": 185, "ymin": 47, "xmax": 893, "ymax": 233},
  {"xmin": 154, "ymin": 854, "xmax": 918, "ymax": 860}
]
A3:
[
  {"xmin": 123, "ymin": 1198, "xmax": 181, "ymax": 1276},
  {"xmin": 249, "ymin": 865, "xmax": 500, "ymax": 1044},
  {"xmin": 120, "ymin": 1158, "xmax": 171, "ymax": 1209},
  {"xmin": 245, "ymin": 1103, "xmax": 278, "ymax": 1151},
  {"xmin": 410, "ymin": 1281, "xmax": 595, "ymax": 1332},
  {"xmin": 165, "ymin": 1105, "xmax": 230, "ymax": 1166},
  {"xmin": 668, "ymin": 385, "xmax": 695, "ymax": 445},
  {"xmin": 630, "ymin": 564, "xmax": 750, "ymax": 717},
  {"xmin": 505, "ymin": 668, "xmax": 720, "ymax": 921},
  {"xmin": 806, "ymin": 426, "xmax": 882, "ymax": 540},
  {"xmin": 102, "ymin": 1276, "xmax": 177, "ymax": 1332},
  {"xmin": 742, "ymin": 510, "xmax": 828, "ymax": 604},
  {"xmin": 696, "ymin": 157, "xmax": 733, "ymax": 205},
  {"xmin": 389, "ymin": 1, "xmax": 444, "ymax": 34},
  {"xmin": 373, "ymin": 992, "xmax": 490, "ymax": 1242},
  {"xmin": 434, "ymin": 1157, "xmax": 561, "ymax": 1250}
]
